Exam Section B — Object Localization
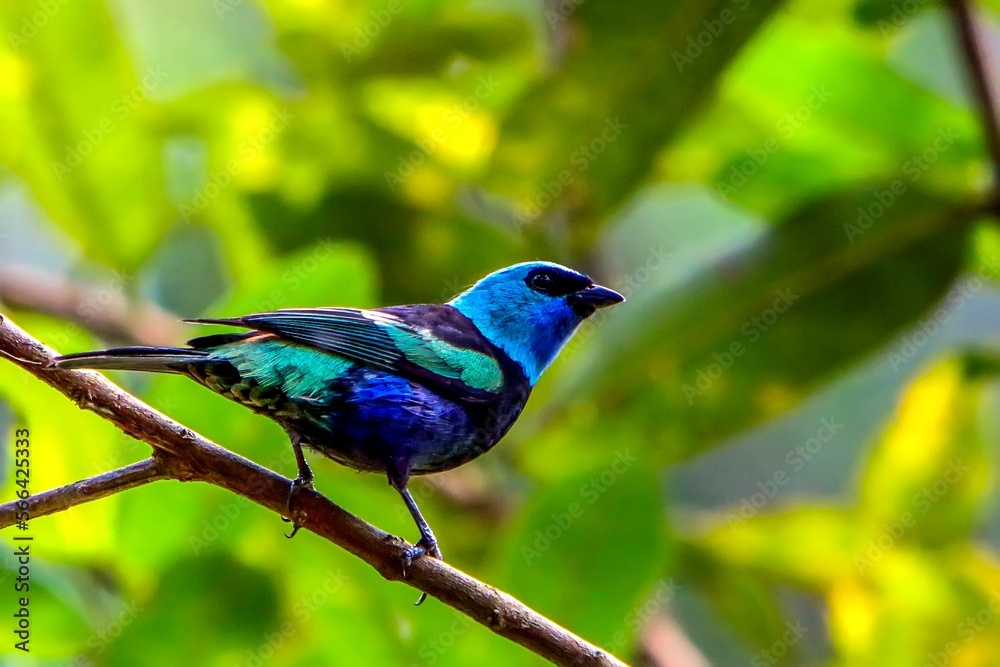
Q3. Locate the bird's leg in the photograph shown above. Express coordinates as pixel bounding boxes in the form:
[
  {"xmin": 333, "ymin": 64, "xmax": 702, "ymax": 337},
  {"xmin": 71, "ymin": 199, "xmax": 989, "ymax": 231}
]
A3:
[
  {"xmin": 388, "ymin": 467, "xmax": 442, "ymax": 606},
  {"xmin": 283, "ymin": 433, "xmax": 314, "ymax": 539},
  {"xmin": 398, "ymin": 485, "xmax": 443, "ymax": 561}
]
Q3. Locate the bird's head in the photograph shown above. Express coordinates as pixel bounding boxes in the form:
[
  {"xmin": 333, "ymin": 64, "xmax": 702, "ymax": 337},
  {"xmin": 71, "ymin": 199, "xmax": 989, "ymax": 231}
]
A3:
[{"xmin": 449, "ymin": 261, "xmax": 624, "ymax": 385}]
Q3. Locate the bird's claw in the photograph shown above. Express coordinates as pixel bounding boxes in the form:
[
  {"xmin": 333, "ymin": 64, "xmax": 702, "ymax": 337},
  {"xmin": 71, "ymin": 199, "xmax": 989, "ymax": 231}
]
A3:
[
  {"xmin": 283, "ymin": 520, "xmax": 302, "ymax": 540},
  {"xmin": 401, "ymin": 536, "xmax": 442, "ymax": 569},
  {"xmin": 400, "ymin": 537, "xmax": 442, "ymax": 606},
  {"xmin": 283, "ymin": 476, "xmax": 315, "ymax": 539},
  {"xmin": 401, "ymin": 545, "xmax": 424, "ymax": 572}
]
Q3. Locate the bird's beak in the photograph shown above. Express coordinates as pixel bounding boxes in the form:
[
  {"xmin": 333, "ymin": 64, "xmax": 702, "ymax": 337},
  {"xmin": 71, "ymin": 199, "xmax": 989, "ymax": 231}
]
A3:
[{"xmin": 567, "ymin": 283, "xmax": 625, "ymax": 317}]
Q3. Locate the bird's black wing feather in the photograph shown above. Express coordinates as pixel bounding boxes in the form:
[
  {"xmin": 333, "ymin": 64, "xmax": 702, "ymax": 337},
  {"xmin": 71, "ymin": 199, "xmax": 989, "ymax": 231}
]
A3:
[{"xmin": 186, "ymin": 306, "xmax": 514, "ymax": 402}]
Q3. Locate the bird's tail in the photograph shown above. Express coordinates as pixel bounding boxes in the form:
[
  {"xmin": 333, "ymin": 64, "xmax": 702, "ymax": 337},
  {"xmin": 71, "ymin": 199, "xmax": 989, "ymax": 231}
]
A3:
[{"xmin": 53, "ymin": 347, "xmax": 210, "ymax": 374}]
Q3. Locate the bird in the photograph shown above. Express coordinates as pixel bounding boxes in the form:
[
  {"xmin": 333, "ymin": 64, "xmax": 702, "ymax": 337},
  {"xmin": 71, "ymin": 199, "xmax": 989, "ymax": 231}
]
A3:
[{"xmin": 53, "ymin": 261, "xmax": 624, "ymax": 600}]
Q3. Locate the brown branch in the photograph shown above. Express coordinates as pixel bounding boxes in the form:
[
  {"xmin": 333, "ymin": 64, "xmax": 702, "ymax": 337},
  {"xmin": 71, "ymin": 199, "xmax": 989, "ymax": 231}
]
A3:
[
  {"xmin": 0, "ymin": 264, "xmax": 183, "ymax": 346},
  {"xmin": 946, "ymin": 0, "xmax": 1000, "ymax": 216},
  {"xmin": 0, "ymin": 314, "xmax": 628, "ymax": 667},
  {"xmin": 0, "ymin": 458, "xmax": 167, "ymax": 526}
]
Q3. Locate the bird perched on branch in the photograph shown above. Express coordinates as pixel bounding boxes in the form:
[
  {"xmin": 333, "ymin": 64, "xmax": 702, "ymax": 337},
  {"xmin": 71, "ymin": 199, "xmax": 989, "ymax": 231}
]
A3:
[{"xmin": 54, "ymin": 261, "xmax": 624, "ymax": 600}]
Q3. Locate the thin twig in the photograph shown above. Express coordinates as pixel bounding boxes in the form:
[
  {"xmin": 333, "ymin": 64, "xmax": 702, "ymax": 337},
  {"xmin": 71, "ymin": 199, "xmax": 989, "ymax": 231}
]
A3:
[
  {"xmin": 946, "ymin": 0, "xmax": 1000, "ymax": 215},
  {"xmin": 0, "ymin": 458, "xmax": 167, "ymax": 526},
  {"xmin": 0, "ymin": 314, "xmax": 628, "ymax": 667}
]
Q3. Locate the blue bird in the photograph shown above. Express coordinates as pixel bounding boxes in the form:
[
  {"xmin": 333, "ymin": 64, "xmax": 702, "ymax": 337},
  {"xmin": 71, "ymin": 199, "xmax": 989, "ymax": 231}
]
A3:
[{"xmin": 54, "ymin": 261, "xmax": 624, "ymax": 589}]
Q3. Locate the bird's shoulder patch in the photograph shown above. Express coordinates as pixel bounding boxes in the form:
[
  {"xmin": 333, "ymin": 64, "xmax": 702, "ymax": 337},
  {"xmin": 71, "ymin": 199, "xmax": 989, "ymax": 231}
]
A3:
[
  {"xmin": 377, "ymin": 305, "xmax": 507, "ymax": 393},
  {"xmin": 380, "ymin": 322, "xmax": 502, "ymax": 392}
]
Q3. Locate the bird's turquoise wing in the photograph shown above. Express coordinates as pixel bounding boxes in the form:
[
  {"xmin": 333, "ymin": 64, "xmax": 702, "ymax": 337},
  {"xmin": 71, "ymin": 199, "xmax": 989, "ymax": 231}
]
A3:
[{"xmin": 187, "ymin": 308, "xmax": 505, "ymax": 397}]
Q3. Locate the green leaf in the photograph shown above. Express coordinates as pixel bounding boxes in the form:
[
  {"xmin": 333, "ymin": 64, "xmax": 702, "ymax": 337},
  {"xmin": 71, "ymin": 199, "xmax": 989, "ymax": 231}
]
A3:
[
  {"xmin": 103, "ymin": 554, "xmax": 281, "ymax": 667},
  {"xmin": 482, "ymin": 0, "xmax": 785, "ymax": 242},
  {"xmin": 551, "ymin": 187, "xmax": 973, "ymax": 465},
  {"xmin": 0, "ymin": 2, "xmax": 170, "ymax": 267},
  {"xmin": 494, "ymin": 465, "xmax": 667, "ymax": 657}
]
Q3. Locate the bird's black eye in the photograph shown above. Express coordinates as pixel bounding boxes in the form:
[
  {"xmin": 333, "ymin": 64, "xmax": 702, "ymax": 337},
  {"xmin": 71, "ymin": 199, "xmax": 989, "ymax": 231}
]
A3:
[
  {"xmin": 529, "ymin": 273, "xmax": 553, "ymax": 291},
  {"xmin": 525, "ymin": 266, "xmax": 592, "ymax": 296}
]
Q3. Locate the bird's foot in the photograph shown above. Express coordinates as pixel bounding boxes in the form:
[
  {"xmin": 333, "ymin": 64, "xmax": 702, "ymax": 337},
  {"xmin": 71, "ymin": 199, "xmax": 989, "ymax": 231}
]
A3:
[
  {"xmin": 282, "ymin": 476, "xmax": 315, "ymax": 539},
  {"xmin": 401, "ymin": 536, "xmax": 443, "ymax": 606},
  {"xmin": 402, "ymin": 536, "xmax": 443, "ymax": 568}
]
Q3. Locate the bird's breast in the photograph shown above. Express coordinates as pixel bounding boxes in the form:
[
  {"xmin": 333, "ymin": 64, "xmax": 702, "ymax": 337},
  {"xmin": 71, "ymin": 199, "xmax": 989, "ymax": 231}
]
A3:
[{"xmin": 288, "ymin": 366, "xmax": 529, "ymax": 475}]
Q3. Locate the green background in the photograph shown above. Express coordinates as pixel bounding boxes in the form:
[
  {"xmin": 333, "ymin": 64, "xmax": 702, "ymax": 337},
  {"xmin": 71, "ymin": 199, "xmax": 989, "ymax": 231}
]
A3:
[{"xmin": 2, "ymin": 0, "xmax": 1000, "ymax": 664}]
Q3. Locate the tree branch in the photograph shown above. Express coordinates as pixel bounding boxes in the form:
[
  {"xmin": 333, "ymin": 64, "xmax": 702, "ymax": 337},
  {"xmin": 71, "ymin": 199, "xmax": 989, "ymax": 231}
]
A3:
[
  {"xmin": 0, "ymin": 458, "xmax": 167, "ymax": 527},
  {"xmin": 0, "ymin": 314, "xmax": 629, "ymax": 667},
  {"xmin": 946, "ymin": 0, "xmax": 1000, "ymax": 215}
]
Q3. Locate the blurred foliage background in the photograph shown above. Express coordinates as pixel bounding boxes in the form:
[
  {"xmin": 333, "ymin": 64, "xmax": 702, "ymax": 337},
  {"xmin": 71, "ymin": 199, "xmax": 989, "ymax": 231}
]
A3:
[{"xmin": 1, "ymin": 0, "xmax": 1000, "ymax": 664}]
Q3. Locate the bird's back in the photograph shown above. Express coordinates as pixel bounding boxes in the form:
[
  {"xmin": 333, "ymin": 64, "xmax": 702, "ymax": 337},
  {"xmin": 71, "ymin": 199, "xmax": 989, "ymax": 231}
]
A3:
[{"xmin": 183, "ymin": 322, "xmax": 530, "ymax": 475}]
